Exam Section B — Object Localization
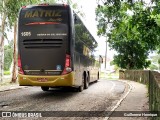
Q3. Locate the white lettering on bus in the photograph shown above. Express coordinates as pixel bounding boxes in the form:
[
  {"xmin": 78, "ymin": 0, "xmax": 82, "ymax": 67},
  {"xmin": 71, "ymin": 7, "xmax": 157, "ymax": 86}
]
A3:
[
  {"xmin": 37, "ymin": 33, "xmax": 67, "ymax": 36},
  {"xmin": 21, "ymin": 32, "xmax": 31, "ymax": 36}
]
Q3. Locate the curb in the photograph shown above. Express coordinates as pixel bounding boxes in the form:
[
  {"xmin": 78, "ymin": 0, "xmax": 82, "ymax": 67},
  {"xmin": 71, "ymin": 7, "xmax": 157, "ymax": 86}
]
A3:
[{"xmin": 103, "ymin": 80, "xmax": 133, "ymax": 120}]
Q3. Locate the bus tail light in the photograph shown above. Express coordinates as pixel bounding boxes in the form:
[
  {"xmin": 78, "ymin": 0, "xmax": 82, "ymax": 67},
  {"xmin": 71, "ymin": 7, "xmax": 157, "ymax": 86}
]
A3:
[
  {"xmin": 62, "ymin": 54, "xmax": 72, "ymax": 75},
  {"xmin": 39, "ymin": 3, "xmax": 49, "ymax": 6},
  {"xmin": 63, "ymin": 4, "xmax": 68, "ymax": 8},
  {"xmin": 22, "ymin": 6, "xmax": 26, "ymax": 8},
  {"xmin": 18, "ymin": 55, "xmax": 24, "ymax": 75}
]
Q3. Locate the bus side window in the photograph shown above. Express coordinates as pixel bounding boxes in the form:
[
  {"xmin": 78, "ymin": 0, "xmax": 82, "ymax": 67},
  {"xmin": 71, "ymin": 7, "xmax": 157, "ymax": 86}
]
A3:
[{"xmin": 74, "ymin": 14, "xmax": 78, "ymax": 24}]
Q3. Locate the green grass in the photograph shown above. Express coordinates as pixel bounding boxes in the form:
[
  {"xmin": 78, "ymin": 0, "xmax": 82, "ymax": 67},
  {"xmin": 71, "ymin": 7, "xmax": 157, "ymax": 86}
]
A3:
[
  {"xmin": 100, "ymin": 71, "xmax": 119, "ymax": 80},
  {"xmin": 4, "ymin": 71, "xmax": 11, "ymax": 75}
]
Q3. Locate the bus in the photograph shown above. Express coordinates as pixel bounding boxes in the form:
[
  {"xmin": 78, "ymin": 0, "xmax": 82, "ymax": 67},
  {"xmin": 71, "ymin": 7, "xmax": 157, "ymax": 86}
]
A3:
[{"xmin": 18, "ymin": 4, "xmax": 101, "ymax": 92}]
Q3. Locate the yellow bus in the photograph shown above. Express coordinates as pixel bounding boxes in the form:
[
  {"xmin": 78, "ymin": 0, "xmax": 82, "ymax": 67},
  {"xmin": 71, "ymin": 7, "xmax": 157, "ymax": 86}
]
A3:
[{"xmin": 18, "ymin": 4, "xmax": 101, "ymax": 92}]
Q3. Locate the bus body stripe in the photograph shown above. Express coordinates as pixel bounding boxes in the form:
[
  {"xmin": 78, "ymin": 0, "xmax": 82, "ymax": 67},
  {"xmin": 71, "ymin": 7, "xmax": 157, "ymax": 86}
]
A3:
[{"xmin": 25, "ymin": 22, "xmax": 60, "ymax": 25}]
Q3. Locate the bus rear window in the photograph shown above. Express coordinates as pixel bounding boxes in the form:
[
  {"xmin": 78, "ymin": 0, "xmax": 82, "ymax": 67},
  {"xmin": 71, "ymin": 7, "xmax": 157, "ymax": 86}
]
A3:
[{"xmin": 20, "ymin": 6, "xmax": 68, "ymax": 25}]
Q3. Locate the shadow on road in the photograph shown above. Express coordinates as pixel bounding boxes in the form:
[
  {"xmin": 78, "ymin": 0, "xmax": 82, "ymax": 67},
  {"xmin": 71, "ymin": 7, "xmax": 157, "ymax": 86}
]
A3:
[{"xmin": 28, "ymin": 81, "xmax": 98, "ymax": 100}]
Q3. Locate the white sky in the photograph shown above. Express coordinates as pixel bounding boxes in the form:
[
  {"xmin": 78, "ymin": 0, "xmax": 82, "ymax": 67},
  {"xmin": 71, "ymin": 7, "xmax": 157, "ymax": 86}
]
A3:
[{"xmin": 76, "ymin": 0, "xmax": 115, "ymax": 58}]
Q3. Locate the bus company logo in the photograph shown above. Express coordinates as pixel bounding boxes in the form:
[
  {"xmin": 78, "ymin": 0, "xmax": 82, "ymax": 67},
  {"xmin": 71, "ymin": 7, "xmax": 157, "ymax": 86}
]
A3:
[
  {"xmin": 56, "ymin": 65, "xmax": 62, "ymax": 70},
  {"xmin": 24, "ymin": 10, "xmax": 62, "ymax": 18},
  {"xmin": 2, "ymin": 112, "xmax": 11, "ymax": 117}
]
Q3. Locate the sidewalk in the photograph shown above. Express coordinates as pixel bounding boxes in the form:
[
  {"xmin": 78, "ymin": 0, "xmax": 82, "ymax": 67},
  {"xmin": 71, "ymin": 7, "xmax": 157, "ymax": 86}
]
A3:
[
  {"xmin": 109, "ymin": 80, "xmax": 149, "ymax": 120},
  {"xmin": 0, "ymin": 76, "xmax": 26, "ymax": 92},
  {"xmin": 0, "ymin": 83, "xmax": 25, "ymax": 92}
]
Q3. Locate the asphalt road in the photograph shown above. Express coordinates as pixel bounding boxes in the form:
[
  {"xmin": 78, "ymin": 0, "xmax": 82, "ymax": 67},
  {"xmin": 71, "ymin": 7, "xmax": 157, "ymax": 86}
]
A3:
[{"xmin": 0, "ymin": 79, "xmax": 128, "ymax": 120}]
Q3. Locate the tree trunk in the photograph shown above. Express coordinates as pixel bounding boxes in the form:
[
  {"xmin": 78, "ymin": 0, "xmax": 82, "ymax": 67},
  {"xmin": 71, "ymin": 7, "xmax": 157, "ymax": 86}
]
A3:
[
  {"xmin": 11, "ymin": 22, "xmax": 17, "ymax": 83},
  {"xmin": 0, "ymin": 14, "xmax": 6, "ymax": 82}
]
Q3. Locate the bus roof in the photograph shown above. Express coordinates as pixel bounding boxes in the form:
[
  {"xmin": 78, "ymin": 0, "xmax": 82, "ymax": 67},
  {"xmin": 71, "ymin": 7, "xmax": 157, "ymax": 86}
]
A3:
[{"xmin": 21, "ymin": 3, "xmax": 70, "ymax": 9}]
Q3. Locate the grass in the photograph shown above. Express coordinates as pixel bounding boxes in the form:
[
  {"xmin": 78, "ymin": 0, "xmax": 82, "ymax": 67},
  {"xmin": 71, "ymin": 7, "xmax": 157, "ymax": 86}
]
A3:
[
  {"xmin": 100, "ymin": 71, "xmax": 119, "ymax": 80},
  {"xmin": 4, "ymin": 71, "xmax": 11, "ymax": 75}
]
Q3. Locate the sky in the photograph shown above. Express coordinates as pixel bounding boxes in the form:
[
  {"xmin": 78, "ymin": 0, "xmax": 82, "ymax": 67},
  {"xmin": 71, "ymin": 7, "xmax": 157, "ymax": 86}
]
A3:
[{"xmin": 73, "ymin": 0, "xmax": 115, "ymax": 58}]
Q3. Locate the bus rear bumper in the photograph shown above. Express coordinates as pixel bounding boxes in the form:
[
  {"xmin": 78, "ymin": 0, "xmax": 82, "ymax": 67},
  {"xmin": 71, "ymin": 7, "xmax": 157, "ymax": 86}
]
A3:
[{"xmin": 18, "ymin": 72, "xmax": 74, "ymax": 87}]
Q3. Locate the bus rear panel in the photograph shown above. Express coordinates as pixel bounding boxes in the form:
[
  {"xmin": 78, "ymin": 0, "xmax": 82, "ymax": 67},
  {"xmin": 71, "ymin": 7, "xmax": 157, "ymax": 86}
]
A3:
[
  {"xmin": 18, "ymin": 5, "xmax": 74, "ymax": 87},
  {"xmin": 18, "ymin": 4, "xmax": 100, "ymax": 91}
]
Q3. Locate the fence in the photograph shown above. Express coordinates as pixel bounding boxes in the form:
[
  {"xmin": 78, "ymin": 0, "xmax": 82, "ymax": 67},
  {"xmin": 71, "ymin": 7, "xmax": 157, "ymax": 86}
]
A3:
[{"xmin": 119, "ymin": 70, "xmax": 160, "ymax": 120}]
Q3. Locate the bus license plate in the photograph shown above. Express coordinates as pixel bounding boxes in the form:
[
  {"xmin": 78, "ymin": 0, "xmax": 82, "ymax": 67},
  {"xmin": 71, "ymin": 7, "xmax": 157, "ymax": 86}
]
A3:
[{"xmin": 37, "ymin": 78, "xmax": 48, "ymax": 82}]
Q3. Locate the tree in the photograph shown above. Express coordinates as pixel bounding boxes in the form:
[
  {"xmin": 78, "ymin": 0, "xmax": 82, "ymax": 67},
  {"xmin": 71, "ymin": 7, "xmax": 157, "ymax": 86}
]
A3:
[
  {"xmin": 4, "ymin": 0, "xmax": 40, "ymax": 83},
  {"xmin": 0, "ymin": 0, "xmax": 7, "ymax": 81},
  {"xmin": 96, "ymin": 0, "xmax": 160, "ymax": 69},
  {"xmin": 4, "ymin": 41, "xmax": 13, "ymax": 71},
  {"xmin": 149, "ymin": 54, "xmax": 159, "ymax": 71}
]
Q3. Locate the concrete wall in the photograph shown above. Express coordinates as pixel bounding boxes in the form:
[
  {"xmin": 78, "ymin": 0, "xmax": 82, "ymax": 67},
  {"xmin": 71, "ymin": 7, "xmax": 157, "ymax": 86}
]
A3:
[{"xmin": 119, "ymin": 70, "xmax": 160, "ymax": 119}]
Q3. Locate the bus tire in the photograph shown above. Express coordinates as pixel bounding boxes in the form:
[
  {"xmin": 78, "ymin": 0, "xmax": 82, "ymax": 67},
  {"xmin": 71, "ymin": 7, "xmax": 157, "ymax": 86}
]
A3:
[
  {"xmin": 95, "ymin": 72, "xmax": 99, "ymax": 83},
  {"xmin": 84, "ymin": 75, "xmax": 89, "ymax": 89},
  {"xmin": 77, "ymin": 75, "xmax": 85, "ymax": 92},
  {"xmin": 78, "ymin": 85, "xmax": 83, "ymax": 92},
  {"xmin": 98, "ymin": 72, "xmax": 99, "ymax": 80},
  {"xmin": 41, "ymin": 86, "xmax": 49, "ymax": 91}
]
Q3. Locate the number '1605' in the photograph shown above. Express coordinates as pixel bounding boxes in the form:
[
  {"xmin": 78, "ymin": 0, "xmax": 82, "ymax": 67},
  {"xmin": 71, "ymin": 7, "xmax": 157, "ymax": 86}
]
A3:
[{"xmin": 21, "ymin": 32, "xmax": 31, "ymax": 36}]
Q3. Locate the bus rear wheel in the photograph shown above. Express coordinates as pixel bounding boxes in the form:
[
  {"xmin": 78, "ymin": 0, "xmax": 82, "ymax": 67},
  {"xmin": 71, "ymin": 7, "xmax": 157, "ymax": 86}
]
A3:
[
  {"xmin": 41, "ymin": 86, "xmax": 49, "ymax": 91},
  {"xmin": 95, "ymin": 72, "xmax": 99, "ymax": 83},
  {"xmin": 78, "ymin": 85, "xmax": 84, "ymax": 92},
  {"xmin": 84, "ymin": 76, "xmax": 89, "ymax": 89},
  {"xmin": 77, "ymin": 75, "xmax": 85, "ymax": 92}
]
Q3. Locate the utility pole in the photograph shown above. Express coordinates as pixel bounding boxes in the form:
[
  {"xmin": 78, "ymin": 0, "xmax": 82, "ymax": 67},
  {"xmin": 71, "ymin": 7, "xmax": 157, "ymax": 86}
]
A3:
[{"xmin": 105, "ymin": 39, "xmax": 107, "ymax": 69}]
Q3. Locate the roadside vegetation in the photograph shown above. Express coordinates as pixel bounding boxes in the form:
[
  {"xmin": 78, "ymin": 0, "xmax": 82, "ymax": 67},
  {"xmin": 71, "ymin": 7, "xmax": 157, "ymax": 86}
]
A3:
[
  {"xmin": 100, "ymin": 72, "xmax": 119, "ymax": 79},
  {"xmin": 96, "ymin": 0, "xmax": 160, "ymax": 70}
]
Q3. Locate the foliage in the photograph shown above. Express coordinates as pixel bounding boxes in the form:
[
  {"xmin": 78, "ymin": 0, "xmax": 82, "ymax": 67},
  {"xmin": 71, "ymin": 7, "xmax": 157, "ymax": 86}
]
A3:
[
  {"xmin": 150, "ymin": 53, "xmax": 160, "ymax": 63},
  {"xmin": 158, "ymin": 58, "xmax": 160, "ymax": 64},
  {"xmin": 149, "ymin": 64, "xmax": 158, "ymax": 70},
  {"xmin": 4, "ymin": 41, "xmax": 13, "ymax": 71},
  {"xmin": 96, "ymin": 0, "xmax": 160, "ymax": 69},
  {"xmin": 4, "ymin": 0, "xmax": 40, "ymax": 28},
  {"xmin": 4, "ymin": 71, "xmax": 11, "ymax": 75}
]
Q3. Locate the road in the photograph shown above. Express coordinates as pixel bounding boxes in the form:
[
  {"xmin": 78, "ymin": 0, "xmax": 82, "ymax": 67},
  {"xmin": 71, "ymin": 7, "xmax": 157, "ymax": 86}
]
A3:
[{"xmin": 0, "ymin": 79, "xmax": 128, "ymax": 120}]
